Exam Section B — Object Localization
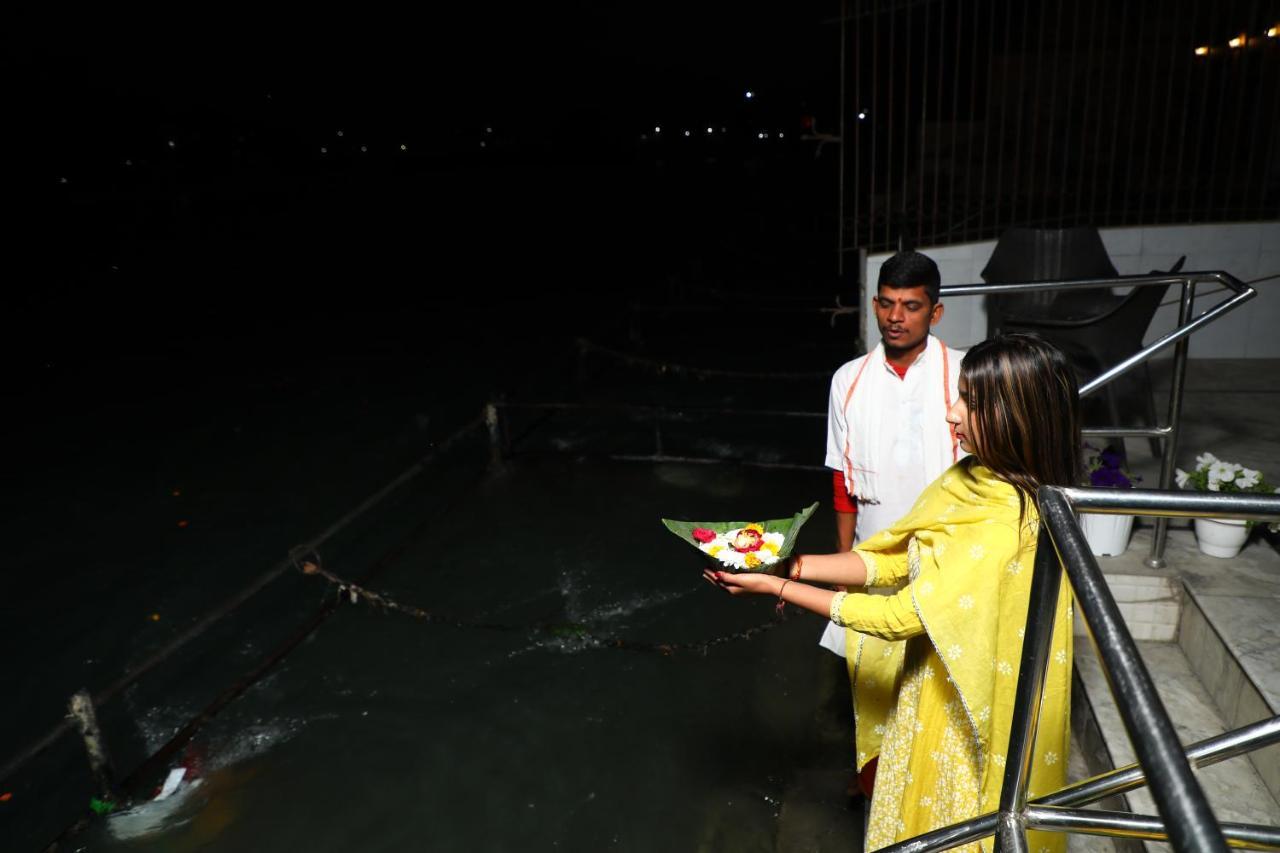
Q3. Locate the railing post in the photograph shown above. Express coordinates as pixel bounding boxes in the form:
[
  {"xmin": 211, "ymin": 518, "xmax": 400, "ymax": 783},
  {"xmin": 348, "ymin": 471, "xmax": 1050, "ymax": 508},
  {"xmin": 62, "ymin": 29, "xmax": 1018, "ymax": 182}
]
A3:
[
  {"xmin": 1047, "ymin": 488, "xmax": 1229, "ymax": 852},
  {"xmin": 573, "ymin": 337, "xmax": 589, "ymax": 390},
  {"xmin": 1146, "ymin": 278, "xmax": 1196, "ymax": 569},
  {"xmin": 996, "ymin": 524, "xmax": 1063, "ymax": 851},
  {"xmin": 485, "ymin": 402, "xmax": 505, "ymax": 473},
  {"xmin": 68, "ymin": 690, "xmax": 123, "ymax": 813}
]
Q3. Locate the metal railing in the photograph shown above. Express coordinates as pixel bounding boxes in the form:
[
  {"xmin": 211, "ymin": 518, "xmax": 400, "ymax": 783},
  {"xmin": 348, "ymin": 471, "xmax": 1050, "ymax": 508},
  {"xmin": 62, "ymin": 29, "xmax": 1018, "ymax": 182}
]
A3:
[
  {"xmin": 940, "ymin": 270, "xmax": 1257, "ymax": 568},
  {"xmin": 879, "ymin": 488, "xmax": 1280, "ymax": 852}
]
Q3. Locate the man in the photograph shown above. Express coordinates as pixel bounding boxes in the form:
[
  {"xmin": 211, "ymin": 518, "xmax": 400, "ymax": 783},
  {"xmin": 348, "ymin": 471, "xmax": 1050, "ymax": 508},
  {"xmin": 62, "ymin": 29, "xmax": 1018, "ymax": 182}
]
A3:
[{"xmin": 820, "ymin": 250, "xmax": 965, "ymax": 659}]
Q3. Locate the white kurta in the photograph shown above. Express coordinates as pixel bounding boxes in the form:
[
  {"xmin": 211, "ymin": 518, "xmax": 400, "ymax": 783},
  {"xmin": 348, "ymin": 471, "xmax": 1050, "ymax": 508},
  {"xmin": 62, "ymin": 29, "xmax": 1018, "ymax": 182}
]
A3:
[{"xmin": 820, "ymin": 335, "xmax": 965, "ymax": 656}]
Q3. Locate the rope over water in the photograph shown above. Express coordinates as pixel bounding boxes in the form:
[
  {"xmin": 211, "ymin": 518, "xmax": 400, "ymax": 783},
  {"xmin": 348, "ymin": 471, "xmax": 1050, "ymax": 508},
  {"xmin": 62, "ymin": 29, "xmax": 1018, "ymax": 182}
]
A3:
[{"xmin": 289, "ymin": 549, "xmax": 784, "ymax": 655}]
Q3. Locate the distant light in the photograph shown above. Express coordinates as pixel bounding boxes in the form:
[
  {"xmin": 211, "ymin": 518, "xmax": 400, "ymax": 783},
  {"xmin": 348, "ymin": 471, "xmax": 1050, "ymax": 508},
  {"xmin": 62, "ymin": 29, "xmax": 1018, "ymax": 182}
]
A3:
[
  {"xmin": 360, "ymin": 145, "xmax": 367, "ymax": 152},
  {"xmin": 744, "ymin": 90, "xmax": 754, "ymax": 99},
  {"xmin": 167, "ymin": 140, "xmax": 175, "ymax": 149},
  {"xmin": 337, "ymin": 130, "xmax": 344, "ymax": 137},
  {"xmin": 399, "ymin": 144, "xmax": 407, "ymax": 151},
  {"xmin": 1228, "ymin": 33, "xmax": 1246, "ymax": 48},
  {"xmin": 124, "ymin": 159, "xmax": 133, "ymax": 166},
  {"xmin": 480, "ymin": 141, "xmax": 487, "ymax": 148},
  {"xmin": 706, "ymin": 127, "xmax": 713, "ymax": 134},
  {"xmin": 654, "ymin": 125, "xmax": 661, "ymax": 133},
  {"xmin": 778, "ymin": 132, "xmax": 784, "ymax": 138},
  {"xmin": 485, "ymin": 126, "xmax": 493, "ymax": 133},
  {"xmin": 757, "ymin": 132, "xmax": 764, "ymax": 139},
  {"xmin": 58, "ymin": 177, "xmax": 68, "ymax": 184},
  {"xmin": 857, "ymin": 110, "xmax": 868, "ymax": 120},
  {"xmin": 1267, "ymin": 25, "xmax": 1279, "ymax": 38},
  {"xmin": 1194, "ymin": 45, "xmax": 1210, "ymax": 56},
  {"xmin": 720, "ymin": 126, "xmax": 726, "ymax": 133},
  {"xmin": 320, "ymin": 147, "xmax": 328, "ymax": 154},
  {"xmin": 683, "ymin": 130, "xmax": 690, "ymax": 137}
]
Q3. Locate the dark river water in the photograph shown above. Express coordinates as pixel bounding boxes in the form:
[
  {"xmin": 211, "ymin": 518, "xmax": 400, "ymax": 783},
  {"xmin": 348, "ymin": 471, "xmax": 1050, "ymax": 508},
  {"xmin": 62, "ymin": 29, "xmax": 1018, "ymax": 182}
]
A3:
[{"xmin": 2, "ymin": 326, "xmax": 866, "ymax": 851}]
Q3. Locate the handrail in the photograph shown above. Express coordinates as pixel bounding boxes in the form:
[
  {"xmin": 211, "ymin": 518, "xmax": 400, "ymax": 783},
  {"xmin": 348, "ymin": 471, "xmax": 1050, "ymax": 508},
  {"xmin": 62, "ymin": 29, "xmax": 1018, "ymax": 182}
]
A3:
[
  {"xmin": 940, "ymin": 270, "xmax": 1257, "ymax": 569},
  {"xmin": 877, "ymin": 717, "xmax": 1280, "ymax": 852},
  {"xmin": 877, "ymin": 487, "xmax": 1280, "ymax": 852}
]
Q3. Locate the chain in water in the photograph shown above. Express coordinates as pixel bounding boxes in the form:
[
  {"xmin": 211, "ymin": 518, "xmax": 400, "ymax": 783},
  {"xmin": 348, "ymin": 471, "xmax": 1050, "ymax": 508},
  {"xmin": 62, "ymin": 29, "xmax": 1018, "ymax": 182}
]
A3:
[{"xmin": 289, "ymin": 548, "xmax": 782, "ymax": 655}]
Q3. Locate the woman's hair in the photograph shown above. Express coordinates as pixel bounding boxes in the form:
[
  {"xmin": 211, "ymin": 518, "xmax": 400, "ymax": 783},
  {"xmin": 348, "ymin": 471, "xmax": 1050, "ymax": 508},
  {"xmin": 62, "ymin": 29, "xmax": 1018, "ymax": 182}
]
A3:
[{"xmin": 960, "ymin": 333, "xmax": 1082, "ymax": 518}]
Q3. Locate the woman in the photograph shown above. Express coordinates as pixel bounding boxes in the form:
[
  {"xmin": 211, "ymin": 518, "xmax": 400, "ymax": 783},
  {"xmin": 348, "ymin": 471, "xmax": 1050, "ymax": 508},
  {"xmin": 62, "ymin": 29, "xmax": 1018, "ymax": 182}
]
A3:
[{"xmin": 707, "ymin": 334, "xmax": 1080, "ymax": 852}]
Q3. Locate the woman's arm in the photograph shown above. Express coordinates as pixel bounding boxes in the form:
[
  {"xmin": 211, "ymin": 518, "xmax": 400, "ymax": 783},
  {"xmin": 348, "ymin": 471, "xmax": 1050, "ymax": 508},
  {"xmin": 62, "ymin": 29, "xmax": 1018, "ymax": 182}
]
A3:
[
  {"xmin": 786, "ymin": 551, "xmax": 868, "ymax": 588},
  {"xmin": 704, "ymin": 568, "xmax": 924, "ymax": 640}
]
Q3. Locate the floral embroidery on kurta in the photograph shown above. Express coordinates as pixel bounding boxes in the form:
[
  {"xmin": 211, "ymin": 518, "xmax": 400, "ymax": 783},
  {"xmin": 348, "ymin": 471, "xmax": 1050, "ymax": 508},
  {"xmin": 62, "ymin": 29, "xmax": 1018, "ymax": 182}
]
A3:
[{"xmin": 836, "ymin": 461, "xmax": 1074, "ymax": 852}]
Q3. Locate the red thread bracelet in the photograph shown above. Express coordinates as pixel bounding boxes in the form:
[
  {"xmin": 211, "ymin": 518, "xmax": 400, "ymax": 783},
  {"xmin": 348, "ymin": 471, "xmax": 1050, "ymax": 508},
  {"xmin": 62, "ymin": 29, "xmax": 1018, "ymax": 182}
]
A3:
[{"xmin": 776, "ymin": 578, "xmax": 793, "ymax": 615}]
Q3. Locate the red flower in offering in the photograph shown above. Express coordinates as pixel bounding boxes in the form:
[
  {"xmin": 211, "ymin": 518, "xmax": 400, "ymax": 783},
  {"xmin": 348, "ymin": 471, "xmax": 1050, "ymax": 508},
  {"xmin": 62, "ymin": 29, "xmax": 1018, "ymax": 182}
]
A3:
[
  {"xmin": 691, "ymin": 527, "xmax": 717, "ymax": 543},
  {"xmin": 731, "ymin": 527, "xmax": 764, "ymax": 552}
]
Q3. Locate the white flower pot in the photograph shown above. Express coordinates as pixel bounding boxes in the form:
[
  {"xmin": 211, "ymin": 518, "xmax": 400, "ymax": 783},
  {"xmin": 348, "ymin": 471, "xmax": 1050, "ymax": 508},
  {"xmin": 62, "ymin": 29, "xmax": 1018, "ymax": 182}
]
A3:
[
  {"xmin": 1193, "ymin": 517, "xmax": 1249, "ymax": 558},
  {"xmin": 1080, "ymin": 513, "xmax": 1135, "ymax": 557}
]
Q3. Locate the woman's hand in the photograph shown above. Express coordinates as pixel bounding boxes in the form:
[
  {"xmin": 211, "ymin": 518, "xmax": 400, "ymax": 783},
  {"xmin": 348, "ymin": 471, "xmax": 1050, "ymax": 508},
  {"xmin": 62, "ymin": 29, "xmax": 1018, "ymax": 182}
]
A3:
[{"xmin": 702, "ymin": 568, "xmax": 779, "ymax": 596}]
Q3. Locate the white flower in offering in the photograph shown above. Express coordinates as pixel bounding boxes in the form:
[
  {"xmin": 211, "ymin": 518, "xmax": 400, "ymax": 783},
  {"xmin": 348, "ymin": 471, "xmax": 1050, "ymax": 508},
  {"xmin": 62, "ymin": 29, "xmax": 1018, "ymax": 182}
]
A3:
[{"xmin": 694, "ymin": 523, "xmax": 784, "ymax": 571}]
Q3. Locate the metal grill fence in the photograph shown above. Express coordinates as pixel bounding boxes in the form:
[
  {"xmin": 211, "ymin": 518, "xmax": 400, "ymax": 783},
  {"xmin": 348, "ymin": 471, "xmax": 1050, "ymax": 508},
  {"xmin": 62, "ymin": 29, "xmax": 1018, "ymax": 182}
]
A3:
[{"xmin": 838, "ymin": 0, "xmax": 1280, "ymax": 255}]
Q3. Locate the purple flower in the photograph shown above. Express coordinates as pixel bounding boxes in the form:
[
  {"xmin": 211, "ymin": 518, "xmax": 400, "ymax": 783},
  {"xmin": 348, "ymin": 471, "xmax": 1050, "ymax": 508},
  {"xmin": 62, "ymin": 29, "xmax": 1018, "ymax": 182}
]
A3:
[{"xmin": 1090, "ymin": 467, "xmax": 1132, "ymax": 489}]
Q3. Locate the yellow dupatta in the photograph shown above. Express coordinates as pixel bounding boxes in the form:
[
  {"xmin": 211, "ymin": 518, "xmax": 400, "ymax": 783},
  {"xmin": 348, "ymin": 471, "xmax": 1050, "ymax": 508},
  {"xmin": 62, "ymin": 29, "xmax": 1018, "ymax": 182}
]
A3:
[{"xmin": 846, "ymin": 460, "xmax": 1074, "ymax": 814}]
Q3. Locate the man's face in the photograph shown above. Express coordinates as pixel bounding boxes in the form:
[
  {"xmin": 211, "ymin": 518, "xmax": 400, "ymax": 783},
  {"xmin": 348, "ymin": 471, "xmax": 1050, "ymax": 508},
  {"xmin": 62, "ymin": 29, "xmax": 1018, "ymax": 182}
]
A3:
[{"xmin": 873, "ymin": 284, "xmax": 942, "ymax": 353}]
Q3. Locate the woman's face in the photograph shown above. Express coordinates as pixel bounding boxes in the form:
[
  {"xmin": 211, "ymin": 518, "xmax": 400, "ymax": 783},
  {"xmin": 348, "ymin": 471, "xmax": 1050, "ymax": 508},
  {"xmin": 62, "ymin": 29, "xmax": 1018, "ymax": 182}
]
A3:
[{"xmin": 947, "ymin": 377, "xmax": 978, "ymax": 454}]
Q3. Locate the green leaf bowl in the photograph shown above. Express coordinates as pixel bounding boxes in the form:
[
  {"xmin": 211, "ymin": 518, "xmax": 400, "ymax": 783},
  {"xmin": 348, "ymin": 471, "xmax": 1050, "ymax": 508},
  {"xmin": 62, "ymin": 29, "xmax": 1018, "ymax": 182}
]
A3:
[{"xmin": 662, "ymin": 502, "xmax": 819, "ymax": 573}]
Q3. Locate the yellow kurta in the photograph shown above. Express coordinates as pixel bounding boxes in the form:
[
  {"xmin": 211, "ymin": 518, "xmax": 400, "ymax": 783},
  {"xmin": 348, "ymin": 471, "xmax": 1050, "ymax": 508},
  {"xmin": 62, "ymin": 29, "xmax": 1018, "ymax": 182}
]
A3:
[{"xmin": 830, "ymin": 461, "xmax": 1074, "ymax": 852}]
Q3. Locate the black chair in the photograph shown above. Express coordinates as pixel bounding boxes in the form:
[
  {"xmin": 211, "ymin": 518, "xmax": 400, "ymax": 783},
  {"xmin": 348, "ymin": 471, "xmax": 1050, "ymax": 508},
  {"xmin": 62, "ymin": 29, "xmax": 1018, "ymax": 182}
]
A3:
[
  {"xmin": 983, "ymin": 226, "xmax": 1120, "ymax": 337},
  {"xmin": 997, "ymin": 256, "xmax": 1186, "ymax": 458}
]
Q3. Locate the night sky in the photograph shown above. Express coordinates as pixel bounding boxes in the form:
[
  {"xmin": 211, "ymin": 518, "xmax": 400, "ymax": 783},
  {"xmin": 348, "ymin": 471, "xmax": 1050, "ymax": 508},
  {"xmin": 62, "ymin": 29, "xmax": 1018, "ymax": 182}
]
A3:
[{"xmin": 10, "ymin": 4, "xmax": 841, "ymax": 354}]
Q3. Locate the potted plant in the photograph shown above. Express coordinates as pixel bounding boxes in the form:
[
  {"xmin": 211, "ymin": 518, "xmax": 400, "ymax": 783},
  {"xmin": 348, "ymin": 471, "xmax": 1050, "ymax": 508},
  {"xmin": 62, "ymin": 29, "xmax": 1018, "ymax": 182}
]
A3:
[
  {"xmin": 1080, "ymin": 445, "xmax": 1140, "ymax": 556},
  {"xmin": 1176, "ymin": 453, "xmax": 1280, "ymax": 558}
]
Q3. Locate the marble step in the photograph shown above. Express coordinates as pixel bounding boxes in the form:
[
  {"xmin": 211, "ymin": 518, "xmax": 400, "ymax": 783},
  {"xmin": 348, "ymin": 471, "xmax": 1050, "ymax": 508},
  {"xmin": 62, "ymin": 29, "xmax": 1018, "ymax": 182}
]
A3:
[
  {"xmin": 1176, "ymin": 560, "xmax": 1280, "ymax": 806},
  {"xmin": 1073, "ymin": 638, "xmax": 1280, "ymax": 852}
]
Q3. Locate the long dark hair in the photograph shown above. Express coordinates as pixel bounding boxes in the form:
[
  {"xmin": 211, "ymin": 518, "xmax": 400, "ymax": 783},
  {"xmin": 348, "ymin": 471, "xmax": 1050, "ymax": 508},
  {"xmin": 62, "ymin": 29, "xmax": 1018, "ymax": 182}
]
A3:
[{"xmin": 960, "ymin": 334, "xmax": 1082, "ymax": 520}]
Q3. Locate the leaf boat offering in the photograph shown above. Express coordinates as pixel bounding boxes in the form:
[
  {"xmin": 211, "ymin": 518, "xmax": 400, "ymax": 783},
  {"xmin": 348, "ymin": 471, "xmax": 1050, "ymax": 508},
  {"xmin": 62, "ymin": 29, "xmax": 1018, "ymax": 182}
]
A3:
[{"xmin": 662, "ymin": 503, "xmax": 818, "ymax": 573}]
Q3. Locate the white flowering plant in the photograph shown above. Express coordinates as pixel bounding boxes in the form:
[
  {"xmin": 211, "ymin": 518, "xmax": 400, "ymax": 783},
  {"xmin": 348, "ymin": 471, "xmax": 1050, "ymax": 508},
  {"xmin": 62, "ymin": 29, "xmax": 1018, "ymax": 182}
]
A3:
[{"xmin": 1176, "ymin": 453, "xmax": 1280, "ymax": 531}]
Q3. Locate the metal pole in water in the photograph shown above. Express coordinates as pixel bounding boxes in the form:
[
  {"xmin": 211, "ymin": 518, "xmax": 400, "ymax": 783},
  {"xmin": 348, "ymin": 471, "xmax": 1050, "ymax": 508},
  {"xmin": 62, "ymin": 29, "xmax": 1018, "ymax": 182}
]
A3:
[
  {"xmin": 485, "ymin": 402, "xmax": 505, "ymax": 472},
  {"xmin": 68, "ymin": 690, "xmax": 122, "ymax": 811}
]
